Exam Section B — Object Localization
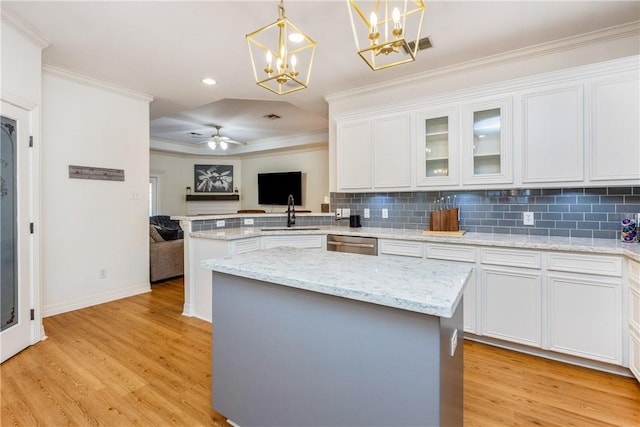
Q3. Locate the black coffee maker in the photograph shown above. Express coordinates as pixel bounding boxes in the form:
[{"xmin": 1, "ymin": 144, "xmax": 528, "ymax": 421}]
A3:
[{"xmin": 349, "ymin": 214, "xmax": 362, "ymax": 228}]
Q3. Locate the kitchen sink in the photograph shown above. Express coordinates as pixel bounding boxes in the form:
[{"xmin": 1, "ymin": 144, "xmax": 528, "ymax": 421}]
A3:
[{"xmin": 260, "ymin": 226, "xmax": 321, "ymax": 231}]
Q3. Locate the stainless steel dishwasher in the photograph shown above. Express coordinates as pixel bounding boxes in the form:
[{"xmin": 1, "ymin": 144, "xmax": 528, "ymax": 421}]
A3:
[{"xmin": 326, "ymin": 234, "xmax": 378, "ymax": 256}]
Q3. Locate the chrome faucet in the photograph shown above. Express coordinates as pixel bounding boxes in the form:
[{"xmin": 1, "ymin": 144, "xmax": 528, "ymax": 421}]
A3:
[{"xmin": 287, "ymin": 194, "xmax": 296, "ymax": 227}]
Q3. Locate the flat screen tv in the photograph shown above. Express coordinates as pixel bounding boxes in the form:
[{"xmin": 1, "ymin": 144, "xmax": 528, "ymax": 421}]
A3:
[{"xmin": 258, "ymin": 171, "xmax": 302, "ymax": 206}]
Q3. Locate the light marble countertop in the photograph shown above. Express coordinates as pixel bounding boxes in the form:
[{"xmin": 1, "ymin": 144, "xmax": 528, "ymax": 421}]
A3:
[
  {"xmin": 191, "ymin": 226, "xmax": 640, "ymax": 262},
  {"xmin": 201, "ymin": 247, "xmax": 472, "ymax": 318}
]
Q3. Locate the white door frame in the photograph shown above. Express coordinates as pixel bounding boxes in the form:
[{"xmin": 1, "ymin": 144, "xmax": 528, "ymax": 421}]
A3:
[{"xmin": 1, "ymin": 97, "xmax": 43, "ymax": 363}]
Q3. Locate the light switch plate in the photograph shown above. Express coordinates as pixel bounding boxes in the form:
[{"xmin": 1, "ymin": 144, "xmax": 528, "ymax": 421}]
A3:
[
  {"xmin": 364, "ymin": 208, "xmax": 370, "ymax": 219},
  {"xmin": 382, "ymin": 208, "xmax": 389, "ymax": 219},
  {"xmin": 216, "ymin": 220, "xmax": 226, "ymax": 227},
  {"xmin": 343, "ymin": 208, "xmax": 351, "ymax": 217},
  {"xmin": 244, "ymin": 218, "xmax": 254, "ymax": 226},
  {"xmin": 336, "ymin": 208, "xmax": 342, "ymax": 219}
]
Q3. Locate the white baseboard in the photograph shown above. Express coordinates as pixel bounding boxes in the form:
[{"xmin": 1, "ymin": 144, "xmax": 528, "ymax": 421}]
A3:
[{"xmin": 42, "ymin": 282, "xmax": 151, "ymax": 317}]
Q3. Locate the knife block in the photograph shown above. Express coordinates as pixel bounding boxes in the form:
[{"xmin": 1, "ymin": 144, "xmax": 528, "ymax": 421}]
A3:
[{"xmin": 429, "ymin": 208, "xmax": 459, "ymax": 232}]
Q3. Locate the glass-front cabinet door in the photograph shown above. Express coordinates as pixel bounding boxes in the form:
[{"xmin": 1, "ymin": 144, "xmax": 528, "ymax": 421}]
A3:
[
  {"xmin": 462, "ymin": 98, "xmax": 513, "ymax": 185},
  {"xmin": 416, "ymin": 108, "xmax": 458, "ymax": 187}
]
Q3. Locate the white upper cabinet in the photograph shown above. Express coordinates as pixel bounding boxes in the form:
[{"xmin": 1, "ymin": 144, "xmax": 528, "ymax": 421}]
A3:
[
  {"xmin": 373, "ymin": 114, "xmax": 412, "ymax": 189},
  {"xmin": 337, "ymin": 114, "xmax": 412, "ymax": 191},
  {"xmin": 521, "ymin": 86, "xmax": 584, "ymax": 184},
  {"xmin": 415, "ymin": 107, "xmax": 459, "ymax": 187},
  {"xmin": 337, "ymin": 119, "xmax": 373, "ymax": 190},
  {"xmin": 462, "ymin": 98, "xmax": 513, "ymax": 185},
  {"xmin": 332, "ymin": 56, "xmax": 638, "ymax": 193},
  {"xmin": 588, "ymin": 72, "xmax": 640, "ymax": 183}
]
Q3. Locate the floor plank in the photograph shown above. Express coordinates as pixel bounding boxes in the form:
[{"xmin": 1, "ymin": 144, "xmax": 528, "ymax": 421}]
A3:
[{"xmin": 1, "ymin": 278, "xmax": 639, "ymax": 426}]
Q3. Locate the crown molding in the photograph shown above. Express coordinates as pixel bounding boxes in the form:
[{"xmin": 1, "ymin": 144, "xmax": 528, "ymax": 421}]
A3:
[
  {"xmin": 42, "ymin": 65, "xmax": 154, "ymax": 103},
  {"xmin": 0, "ymin": 8, "xmax": 50, "ymax": 49},
  {"xmin": 1, "ymin": 90, "xmax": 37, "ymax": 110},
  {"xmin": 325, "ymin": 21, "xmax": 640, "ymax": 104}
]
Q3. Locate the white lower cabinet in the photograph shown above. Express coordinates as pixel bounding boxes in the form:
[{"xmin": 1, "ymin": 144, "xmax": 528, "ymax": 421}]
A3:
[
  {"xmin": 261, "ymin": 234, "xmax": 324, "ymax": 249},
  {"xmin": 379, "ymin": 239, "xmax": 423, "ymax": 257},
  {"xmin": 425, "ymin": 243, "xmax": 478, "ymax": 334},
  {"xmin": 629, "ymin": 259, "xmax": 640, "ymax": 381},
  {"xmin": 547, "ymin": 273, "xmax": 622, "ymax": 364},
  {"xmin": 480, "ymin": 266, "xmax": 542, "ymax": 347},
  {"xmin": 229, "ymin": 237, "xmax": 261, "ymax": 254}
]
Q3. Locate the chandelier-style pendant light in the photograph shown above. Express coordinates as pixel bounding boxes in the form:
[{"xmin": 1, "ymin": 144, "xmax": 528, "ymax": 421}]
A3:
[
  {"xmin": 347, "ymin": 0, "xmax": 425, "ymax": 71},
  {"xmin": 246, "ymin": 0, "xmax": 317, "ymax": 95}
]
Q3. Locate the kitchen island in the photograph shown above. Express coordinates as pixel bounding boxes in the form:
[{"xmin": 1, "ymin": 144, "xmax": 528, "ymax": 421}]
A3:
[{"xmin": 202, "ymin": 247, "xmax": 472, "ymax": 427}]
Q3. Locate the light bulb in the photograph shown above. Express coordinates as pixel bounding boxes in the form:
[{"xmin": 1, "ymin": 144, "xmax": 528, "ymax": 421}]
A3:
[
  {"xmin": 266, "ymin": 50, "xmax": 272, "ymax": 65},
  {"xmin": 208, "ymin": 141, "xmax": 217, "ymax": 150},
  {"xmin": 392, "ymin": 7, "xmax": 400, "ymax": 24},
  {"xmin": 291, "ymin": 55, "xmax": 297, "ymax": 70},
  {"xmin": 220, "ymin": 141, "xmax": 228, "ymax": 150},
  {"xmin": 370, "ymin": 11, "xmax": 378, "ymax": 31}
]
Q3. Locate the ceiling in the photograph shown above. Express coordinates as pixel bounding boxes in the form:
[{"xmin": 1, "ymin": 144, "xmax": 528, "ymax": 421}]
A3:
[{"xmin": 4, "ymin": 1, "xmax": 640, "ymax": 155}]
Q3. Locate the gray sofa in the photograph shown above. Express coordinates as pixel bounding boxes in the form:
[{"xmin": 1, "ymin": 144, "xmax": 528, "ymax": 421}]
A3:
[{"xmin": 149, "ymin": 217, "xmax": 184, "ymax": 282}]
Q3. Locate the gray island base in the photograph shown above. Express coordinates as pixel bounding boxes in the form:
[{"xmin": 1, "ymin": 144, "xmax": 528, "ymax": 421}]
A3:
[{"xmin": 202, "ymin": 248, "xmax": 472, "ymax": 427}]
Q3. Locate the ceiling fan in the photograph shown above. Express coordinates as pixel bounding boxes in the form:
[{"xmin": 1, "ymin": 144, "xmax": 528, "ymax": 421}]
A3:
[{"xmin": 191, "ymin": 125, "xmax": 246, "ymax": 150}]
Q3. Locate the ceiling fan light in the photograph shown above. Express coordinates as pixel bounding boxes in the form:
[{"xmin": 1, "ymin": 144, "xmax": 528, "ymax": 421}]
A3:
[
  {"xmin": 207, "ymin": 141, "xmax": 217, "ymax": 150},
  {"xmin": 219, "ymin": 141, "xmax": 229, "ymax": 150}
]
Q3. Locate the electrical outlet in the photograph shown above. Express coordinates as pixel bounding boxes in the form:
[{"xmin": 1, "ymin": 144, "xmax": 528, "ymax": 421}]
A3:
[
  {"xmin": 336, "ymin": 208, "xmax": 342, "ymax": 219},
  {"xmin": 130, "ymin": 191, "xmax": 141, "ymax": 200},
  {"xmin": 244, "ymin": 218, "xmax": 254, "ymax": 226},
  {"xmin": 99, "ymin": 269, "xmax": 107, "ymax": 279},
  {"xmin": 216, "ymin": 220, "xmax": 226, "ymax": 227},
  {"xmin": 523, "ymin": 212, "xmax": 534, "ymax": 226},
  {"xmin": 343, "ymin": 208, "xmax": 351, "ymax": 217},
  {"xmin": 382, "ymin": 208, "xmax": 389, "ymax": 219},
  {"xmin": 364, "ymin": 208, "xmax": 370, "ymax": 219}
]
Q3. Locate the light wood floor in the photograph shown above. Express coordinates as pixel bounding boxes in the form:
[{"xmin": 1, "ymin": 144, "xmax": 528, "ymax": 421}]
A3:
[{"xmin": 1, "ymin": 278, "xmax": 639, "ymax": 426}]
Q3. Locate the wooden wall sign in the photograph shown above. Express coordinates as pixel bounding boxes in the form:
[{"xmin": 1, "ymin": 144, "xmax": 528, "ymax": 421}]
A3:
[{"xmin": 69, "ymin": 165, "xmax": 125, "ymax": 181}]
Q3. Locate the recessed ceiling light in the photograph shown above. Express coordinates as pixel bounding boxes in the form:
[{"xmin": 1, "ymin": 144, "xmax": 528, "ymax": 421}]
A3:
[{"xmin": 201, "ymin": 78, "xmax": 217, "ymax": 86}]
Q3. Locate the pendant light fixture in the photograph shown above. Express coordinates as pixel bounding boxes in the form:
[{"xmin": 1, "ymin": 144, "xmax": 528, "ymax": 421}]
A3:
[
  {"xmin": 346, "ymin": 0, "xmax": 425, "ymax": 71},
  {"xmin": 246, "ymin": 0, "xmax": 317, "ymax": 95}
]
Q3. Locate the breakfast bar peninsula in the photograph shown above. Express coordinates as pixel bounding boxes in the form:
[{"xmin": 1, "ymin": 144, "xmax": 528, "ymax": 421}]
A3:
[{"xmin": 202, "ymin": 247, "xmax": 472, "ymax": 427}]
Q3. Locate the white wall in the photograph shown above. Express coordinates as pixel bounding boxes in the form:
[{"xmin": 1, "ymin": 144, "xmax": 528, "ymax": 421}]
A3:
[
  {"xmin": 151, "ymin": 145, "xmax": 329, "ymax": 214},
  {"xmin": 150, "ymin": 151, "xmax": 242, "ymax": 216},
  {"xmin": 41, "ymin": 71, "xmax": 152, "ymax": 316},
  {"xmin": 1, "ymin": 15, "xmax": 45, "ymax": 105},
  {"xmin": 241, "ymin": 145, "xmax": 329, "ymax": 212}
]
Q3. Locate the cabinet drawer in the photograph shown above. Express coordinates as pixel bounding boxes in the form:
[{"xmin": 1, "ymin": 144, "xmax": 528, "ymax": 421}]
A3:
[
  {"xmin": 426, "ymin": 243, "xmax": 476, "ymax": 263},
  {"xmin": 262, "ymin": 235, "xmax": 323, "ymax": 249},
  {"xmin": 629, "ymin": 260, "xmax": 640, "ymax": 287},
  {"xmin": 379, "ymin": 239, "xmax": 423, "ymax": 258},
  {"xmin": 480, "ymin": 248, "xmax": 541, "ymax": 269},
  {"xmin": 547, "ymin": 252, "xmax": 622, "ymax": 277},
  {"xmin": 631, "ymin": 287, "xmax": 640, "ymax": 332},
  {"xmin": 230, "ymin": 237, "xmax": 260, "ymax": 255}
]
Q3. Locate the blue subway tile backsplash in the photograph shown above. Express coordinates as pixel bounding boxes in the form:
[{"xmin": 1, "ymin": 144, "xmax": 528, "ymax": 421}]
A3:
[{"xmin": 330, "ymin": 186, "xmax": 640, "ymax": 239}]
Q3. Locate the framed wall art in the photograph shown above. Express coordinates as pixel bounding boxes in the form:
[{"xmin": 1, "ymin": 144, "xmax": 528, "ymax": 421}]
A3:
[{"xmin": 194, "ymin": 164, "xmax": 233, "ymax": 193}]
